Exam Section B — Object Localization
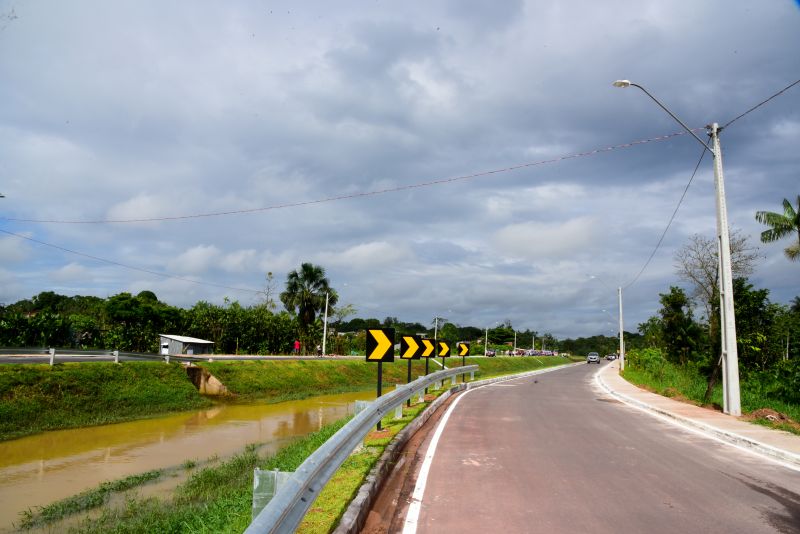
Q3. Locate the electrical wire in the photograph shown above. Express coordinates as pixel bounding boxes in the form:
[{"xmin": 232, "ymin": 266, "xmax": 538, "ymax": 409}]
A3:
[
  {"xmin": 722, "ymin": 77, "xmax": 800, "ymax": 130},
  {"xmin": 0, "ymin": 228, "xmax": 262, "ymax": 294},
  {"xmin": 622, "ymin": 147, "xmax": 707, "ymax": 290},
  {"xmin": 1, "ymin": 130, "xmax": 699, "ymax": 225}
]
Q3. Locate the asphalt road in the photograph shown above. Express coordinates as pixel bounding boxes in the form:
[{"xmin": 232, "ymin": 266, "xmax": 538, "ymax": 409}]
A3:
[{"xmin": 383, "ymin": 362, "xmax": 800, "ymax": 534}]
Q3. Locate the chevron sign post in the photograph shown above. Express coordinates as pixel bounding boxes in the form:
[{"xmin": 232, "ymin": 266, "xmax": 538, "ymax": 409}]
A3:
[{"xmin": 366, "ymin": 328, "xmax": 395, "ymax": 430}]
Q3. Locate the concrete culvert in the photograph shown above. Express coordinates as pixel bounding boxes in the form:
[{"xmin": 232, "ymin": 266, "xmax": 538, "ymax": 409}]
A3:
[{"xmin": 186, "ymin": 366, "xmax": 232, "ymax": 396}]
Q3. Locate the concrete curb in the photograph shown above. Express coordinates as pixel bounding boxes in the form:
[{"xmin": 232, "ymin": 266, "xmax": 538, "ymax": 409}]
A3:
[
  {"xmin": 595, "ymin": 365, "xmax": 800, "ymax": 469},
  {"xmin": 333, "ymin": 361, "xmax": 581, "ymax": 534}
]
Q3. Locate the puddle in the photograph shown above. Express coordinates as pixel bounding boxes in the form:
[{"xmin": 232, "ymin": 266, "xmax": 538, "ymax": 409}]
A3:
[{"xmin": 0, "ymin": 390, "xmax": 375, "ymax": 533}]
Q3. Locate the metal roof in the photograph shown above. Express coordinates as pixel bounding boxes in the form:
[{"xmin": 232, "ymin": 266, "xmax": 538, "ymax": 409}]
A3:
[{"xmin": 159, "ymin": 334, "xmax": 214, "ymax": 344}]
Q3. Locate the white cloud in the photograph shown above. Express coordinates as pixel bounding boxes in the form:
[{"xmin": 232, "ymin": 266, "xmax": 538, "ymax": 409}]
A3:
[
  {"xmin": 50, "ymin": 262, "xmax": 91, "ymax": 282},
  {"xmin": 166, "ymin": 245, "xmax": 221, "ymax": 274},
  {"xmin": 317, "ymin": 241, "xmax": 416, "ymax": 271},
  {"xmin": 0, "ymin": 235, "xmax": 29, "ymax": 263},
  {"xmin": 493, "ymin": 216, "xmax": 598, "ymax": 260}
]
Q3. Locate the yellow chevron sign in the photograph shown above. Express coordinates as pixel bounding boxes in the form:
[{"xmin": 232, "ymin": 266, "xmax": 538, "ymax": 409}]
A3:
[
  {"xmin": 421, "ymin": 338, "xmax": 435, "ymax": 357},
  {"xmin": 401, "ymin": 335, "xmax": 421, "ymax": 359},
  {"xmin": 366, "ymin": 328, "xmax": 395, "ymax": 362},
  {"xmin": 438, "ymin": 340, "xmax": 451, "ymax": 357},
  {"xmin": 458, "ymin": 342, "xmax": 470, "ymax": 356}
]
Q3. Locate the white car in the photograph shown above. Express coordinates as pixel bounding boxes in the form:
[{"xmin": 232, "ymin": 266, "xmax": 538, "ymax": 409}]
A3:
[{"xmin": 586, "ymin": 352, "xmax": 601, "ymax": 364}]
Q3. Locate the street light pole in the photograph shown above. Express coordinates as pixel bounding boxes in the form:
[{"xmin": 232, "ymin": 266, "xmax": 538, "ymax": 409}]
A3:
[
  {"xmin": 613, "ymin": 80, "xmax": 740, "ymax": 415},
  {"xmin": 484, "ymin": 327, "xmax": 488, "ymax": 356}
]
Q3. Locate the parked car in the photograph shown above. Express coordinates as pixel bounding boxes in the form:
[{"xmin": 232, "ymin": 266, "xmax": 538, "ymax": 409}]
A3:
[
  {"xmin": 486, "ymin": 349, "xmax": 496, "ymax": 357},
  {"xmin": 586, "ymin": 352, "xmax": 601, "ymax": 364},
  {"xmin": 606, "ymin": 354, "xmax": 617, "ymax": 360}
]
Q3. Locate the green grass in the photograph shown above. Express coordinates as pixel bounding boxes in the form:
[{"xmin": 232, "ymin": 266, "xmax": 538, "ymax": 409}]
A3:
[
  {"xmin": 202, "ymin": 356, "xmax": 570, "ymax": 401},
  {"xmin": 19, "ymin": 470, "xmax": 163, "ymax": 529},
  {"xmin": 70, "ymin": 420, "xmax": 351, "ymax": 534},
  {"xmin": 0, "ymin": 362, "xmax": 212, "ymax": 441}
]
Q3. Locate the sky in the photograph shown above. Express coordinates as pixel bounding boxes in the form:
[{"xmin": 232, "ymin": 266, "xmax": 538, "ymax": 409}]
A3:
[{"xmin": 0, "ymin": 0, "xmax": 798, "ymax": 339}]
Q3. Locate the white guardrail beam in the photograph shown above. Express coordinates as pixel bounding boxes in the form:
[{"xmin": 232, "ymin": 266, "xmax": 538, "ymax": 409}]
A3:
[{"xmin": 245, "ymin": 364, "xmax": 479, "ymax": 534}]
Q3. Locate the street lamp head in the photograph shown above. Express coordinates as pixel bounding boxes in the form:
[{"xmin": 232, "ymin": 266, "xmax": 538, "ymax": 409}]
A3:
[{"xmin": 612, "ymin": 80, "xmax": 631, "ymax": 88}]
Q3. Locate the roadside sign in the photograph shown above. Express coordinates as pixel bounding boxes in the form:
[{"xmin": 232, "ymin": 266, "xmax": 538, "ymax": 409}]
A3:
[
  {"xmin": 401, "ymin": 335, "xmax": 422, "ymax": 359},
  {"xmin": 438, "ymin": 340, "xmax": 451, "ymax": 357},
  {"xmin": 420, "ymin": 338, "xmax": 435, "ymax": 358},
  {"xmin": 457, "ymin": 342, "xmax": 470, "ymax": 356},
  {"xmin": 366, "ymin": 328, "xmax": 395, "ymax": 362}
]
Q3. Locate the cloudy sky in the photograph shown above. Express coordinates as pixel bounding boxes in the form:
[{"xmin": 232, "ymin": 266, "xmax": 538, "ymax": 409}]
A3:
[{"xmin": 1, "ymin": 1, "xmax": 798, "ymax": 339}]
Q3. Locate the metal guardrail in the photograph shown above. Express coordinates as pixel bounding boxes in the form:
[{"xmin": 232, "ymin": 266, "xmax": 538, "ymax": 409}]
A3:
[
  {"xmin": 245, "ymin": 364, "xmax": 479, "ymax": 534},
  {"xmin": 0, "ymin": 348, "xmax": 362, "ymax": 364}
]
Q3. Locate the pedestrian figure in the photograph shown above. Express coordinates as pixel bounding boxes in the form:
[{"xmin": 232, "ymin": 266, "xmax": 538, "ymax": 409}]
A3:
[
  {"xmin": 316, "ymin": 344, "xmax": 322, "ymax": 357},
  {"xmin": 293, "ymin": 339, "xmax": 301, "ymax": 355}
]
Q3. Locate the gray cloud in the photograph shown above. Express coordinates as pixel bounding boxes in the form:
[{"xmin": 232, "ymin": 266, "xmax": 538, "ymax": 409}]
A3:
[{"xmin": 1, "ymin": 0, "xmax": 798, "ymax": 338}]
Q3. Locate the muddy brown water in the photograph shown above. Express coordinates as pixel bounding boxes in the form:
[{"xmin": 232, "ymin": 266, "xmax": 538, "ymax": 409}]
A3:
[{"xmin": 0, "ymin": 390, "xmax": 375, "ymax": 533}]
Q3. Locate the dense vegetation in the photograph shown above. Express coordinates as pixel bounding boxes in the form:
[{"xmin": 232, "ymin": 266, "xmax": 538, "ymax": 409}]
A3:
[{"xmin": 0, "ymin": 291, "xmax": 563, "ymax": 355}]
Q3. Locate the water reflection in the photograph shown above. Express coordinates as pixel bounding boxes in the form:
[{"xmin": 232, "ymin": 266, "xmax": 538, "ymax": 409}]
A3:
[{"xmin": 0, "ymin": 390, "xmax": 373, "ymax": 533}]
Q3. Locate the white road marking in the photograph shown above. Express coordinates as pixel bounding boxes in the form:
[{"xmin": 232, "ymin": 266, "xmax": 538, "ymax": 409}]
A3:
[{"xmin": 402, "ymin": 385, "xmax": 481, "ymax": 533}]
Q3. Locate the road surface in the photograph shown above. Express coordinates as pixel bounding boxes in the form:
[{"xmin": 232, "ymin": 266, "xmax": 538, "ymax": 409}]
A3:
[{"xmin": 364, "ymin": 362, "xmax": 800, "ymax": 533}]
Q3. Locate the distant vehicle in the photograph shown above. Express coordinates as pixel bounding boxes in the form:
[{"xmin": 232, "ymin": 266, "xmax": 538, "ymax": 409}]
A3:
[
  {"xmin": 587, "ymin": 352, "xmax": 601, "ymax": 364},
  {"xmin": 486, "ymin": 350, "xmax": 496, "ymax": 357},
  {"xmin": 606, "ymin": 354, "xmax": 617, "ymax": 360}
]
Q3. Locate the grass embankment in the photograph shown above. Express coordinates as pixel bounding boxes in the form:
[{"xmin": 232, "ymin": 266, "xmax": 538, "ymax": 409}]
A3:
[
  {"xmin": 0, "ymin": 362, "xmax": 212, "ymax": 441},
  {"xmin": 0, "ymin": 356, "xmax": 569, "ymax": 441},
  {"xmin": 203, "ymin": 355, "xmax": 571, "ymax": 401},
  {"xmin": 622, "ymin": 348, "xmax": 800, "ymax": 435}
]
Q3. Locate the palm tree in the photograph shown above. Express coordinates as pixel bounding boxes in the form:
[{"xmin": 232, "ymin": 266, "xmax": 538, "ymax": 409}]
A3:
[
  {"xmin": 755, "ymin": 195, "xmax": 800, "ymax": 261},
  {"xmin": 280, "ymin": 263, "xmax": 338, "ymax": 335}
]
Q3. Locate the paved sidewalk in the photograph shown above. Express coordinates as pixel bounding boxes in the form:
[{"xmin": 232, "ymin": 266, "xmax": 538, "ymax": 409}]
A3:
[{"xmin": 597, "ymin": 361, "xmax": 800, "ymax": 469}]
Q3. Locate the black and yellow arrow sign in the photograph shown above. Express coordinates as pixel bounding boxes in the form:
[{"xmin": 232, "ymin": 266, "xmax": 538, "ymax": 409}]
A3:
[
  {"xmin": 438, "ymin": 340, "xmax": 451, "ymax": 357},
  {"xmin": 420, "ymin": 338, "xmax": 435, "ymax": 358},
  {"xmin": 366, "ymin": 328, "xmax": 395, "ymax": 362},
  {"xmin": 400, "ymin": 335, "xmax": 422, "ymax": 359},
  {"xmin": 457, "ymin": 342, "xmax": 470, "ymax": 356}
]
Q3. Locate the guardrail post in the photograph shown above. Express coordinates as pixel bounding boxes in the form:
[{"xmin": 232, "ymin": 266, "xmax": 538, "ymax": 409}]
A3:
[
  {"xmin": 394, "ymin": 404, "xmax": 403, "ymax": 419},
  {"xmin": 49, "ymin": 348, "xmax": 55, "ymax": 366},
  {"xmin": 113, "ymin": 350, "xmax": 119, "ymax": 364},
  {"xmin": 418, "ymin": 390, "xmax": 424, "ymax": 404},
  {"xmin": 470, "ymin": 371, "xmax": 474, "ymax": 381},
  {"xmin": 450, "ymin": 375, "xmax": 456, "ymax": 386},
  {"xmin": 164, "ymin": 354, "xmax": 170, "ymax": 364}
]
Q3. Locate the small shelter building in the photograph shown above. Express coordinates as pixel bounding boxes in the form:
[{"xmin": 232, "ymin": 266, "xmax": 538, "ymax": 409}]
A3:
[{"xmin": 159, "ymin": 334, "xmax": 214, "ymax": 356}]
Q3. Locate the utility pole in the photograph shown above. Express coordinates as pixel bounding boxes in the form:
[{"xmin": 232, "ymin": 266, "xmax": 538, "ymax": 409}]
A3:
[
  {"xmin": 613, "ymin": 80, "xmax": 741, "ymax": 417},
  {"xmin": 710, "ymin": 123, "xmax": 741, "ymax": 416},
  {"xmin": 322, "ymin": 292, "xmax": 329, "ymax": 356},
  {"xmin": 618, "ymin": 287, "xmax": 625, "ymax": 371}
]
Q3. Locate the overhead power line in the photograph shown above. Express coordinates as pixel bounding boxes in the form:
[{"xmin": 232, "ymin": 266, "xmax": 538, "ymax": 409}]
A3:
[
  {"xmin": 623, "ymin": 147, "xmax": 707, "ymax": 290},
  {"xmin": 0, "ymin": 228, "xmax": 262, "ymax": 294},
  {"xmin": 722, "ymin": 77, "xmax": 800, "ymax": 130},
  {"xmin": 2, "ymin": 130, "xmax": 699, "ymax": 225}
]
